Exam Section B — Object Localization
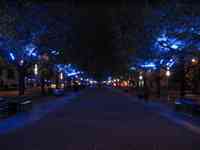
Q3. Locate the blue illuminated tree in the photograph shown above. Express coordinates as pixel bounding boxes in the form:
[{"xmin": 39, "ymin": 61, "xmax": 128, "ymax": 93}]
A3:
[
  {"xmin": 142, "ymin": 3, "xmax": 200, "ymax": 97},
  {"xmin": 0, "ymin": 2, "xmax": 73, "ymax": 95}
]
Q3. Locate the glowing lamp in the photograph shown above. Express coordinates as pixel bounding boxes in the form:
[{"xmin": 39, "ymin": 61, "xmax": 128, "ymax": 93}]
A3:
[
  {"xmin": 192, "ymin": 58, "xmax": 198, "ymax": 64},
  {"xmin": 51, "ymin": 84, "xmax": 56, "ymax": 89},
  {"xmin": 60, "ymin": 72, "xmax": 64, "ymax": 80},
  {"xmin": 166, "ymin": 70, "xmax": 171, "ymax": 77},
  {"xmin": 19, "ymin": 60, "xmax": 24, "ymax": 66},
  {"xmin": 139, "ymin": 75, "xmax": 143, "ymax": 80},
  {"xmin": 34, "ymin": 64, "xmax": 38, "ymax": 76}
]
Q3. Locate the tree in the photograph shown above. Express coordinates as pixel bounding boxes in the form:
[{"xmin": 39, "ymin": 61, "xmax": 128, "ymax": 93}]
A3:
[
  {"xmin": 140, "ymin": 3, "xmax": 200, "ymax": 97},
  {"xmin": 0, "ymin": 2, "xmax": 74, "ymax": 95}
]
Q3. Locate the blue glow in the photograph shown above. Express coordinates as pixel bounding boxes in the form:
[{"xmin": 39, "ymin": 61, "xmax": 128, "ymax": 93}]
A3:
[
  {"xmin": 9, "ymin": 52, "xmax": 15, "ymax": 61},
  {"xmin": 130, "ymin": 66, "xmax": 136, "ymax": 70},
  {"xmin": 166, "ymin": 59, "xmax": 176, "ymax": 68},
  {"xmin": 160, "ymin": 59, "xmax": 164, "ymax": 64},
  {"xmin": 51, "ymin": 49, "xmax": 59, "ymax": 55},
  {"xmin": 0, "ymin": 93, "xmax": 79, "ymax": 135},
  {"xmin": 54, "ymin": 64, "xmax": 83, "ymax": 78},
  {"xmin": 171, "ymin": 44, "xmax": 178, "ymax": 49},
  {"xmin": 67, "ymin": 71, "xmax": 80, "ymax": 77},
  {"xmin": 141, "ymin": 62, "xmax": 156, "ymax": 69},
  {"xmin": 25, "ymin": 43, "xmax": 37, "ymax": 57},
  {"xmin": 31, "ymin": 52, "xmax": 37, "ymax": 57},
  {"xmin": 157, "ymin": 32, "xmax": 168, "ymax": 42},
  {"xmin": 154, "ymin": 31, "xmax": 186, "ymax": 53}
]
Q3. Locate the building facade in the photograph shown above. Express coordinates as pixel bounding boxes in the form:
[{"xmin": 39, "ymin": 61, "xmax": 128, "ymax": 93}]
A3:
[{"xmin": 0, "ymin": 65, "xmax": 18, "ymax": 89}]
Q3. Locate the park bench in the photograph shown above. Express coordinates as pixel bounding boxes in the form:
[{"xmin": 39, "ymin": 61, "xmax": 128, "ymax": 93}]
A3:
[
  {"xmin": 175, "ymin": 98, "xmax": 200, "ymax": 115},
  {"xmin": 18, "ymin": 99, "xmax": 32, "ymax": 112},
  {"xmin": 0, "ymin": 97, "xmax": 9, "ymax": 118},
  {"xmin": 8, "ymin": 96, "xmax": 32, "ymax": 113}
]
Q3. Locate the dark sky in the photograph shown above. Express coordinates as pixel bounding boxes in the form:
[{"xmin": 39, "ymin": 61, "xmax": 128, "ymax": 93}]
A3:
[
  {"xmin": 62, "ymin": 2, "xmax": 146, "ymax": 78},
  {"xmin": 45, "ymin": 0, "xmax": 183, "ymax": 78},
  {"xmin": 34, "ymin": 1, "xmax": 156, "ymax": 78},
  {"xmin": 39, "ymin": 0, "xmax": 200, "ymax": 79}
]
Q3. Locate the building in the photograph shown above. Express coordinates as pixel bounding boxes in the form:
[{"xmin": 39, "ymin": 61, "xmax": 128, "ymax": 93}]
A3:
[{"xmin": 0, "ymin": 64, "xmax": 18, "ymax": 89}]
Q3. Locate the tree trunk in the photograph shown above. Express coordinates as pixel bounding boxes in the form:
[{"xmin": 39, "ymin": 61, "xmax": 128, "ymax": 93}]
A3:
[
  {"xmin": 180, "ymin": 56, "xmax": 186, "ymax": 98},
  {"xmin": 192, "ymin": 64, "xmax": 200, "ymax": 94},
  {"xmin": 41, "ymin": 77, "xmax": 46, "ymax": 95},
  {"xmin": 155, "ymin": 70, "xmax": 161, "ymax": 98},
  {"xmin": 18, "ymin": 67, "xmax": 25, "ymax": 96},
  {"xmin": 56, "ymin": 74, "xmax": 59, "ymax": 89}
]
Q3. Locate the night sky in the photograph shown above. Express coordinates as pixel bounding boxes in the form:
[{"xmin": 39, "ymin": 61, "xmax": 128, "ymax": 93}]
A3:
[
  {"xmin": 29, "ymin": 0, "xmax": 193, "ymax": 78},
  {"xmin": 61, "ymin": 2, "xmax": 146, "ymax": 78}
]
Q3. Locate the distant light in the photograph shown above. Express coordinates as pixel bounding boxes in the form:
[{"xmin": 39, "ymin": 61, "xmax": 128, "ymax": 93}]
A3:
[
  {"xmin": 139, "ymin": 75, "xmax": 143, "ymax": 80},
  {"xmin": 89, "ymin": 80, "xmax": 93, "ymax": 84},
  {"xmin": 20, "ymin": 60, "xmax": 24, "ymax": 66},
  {"xmin": 166, "ymin": 70, "xmax": 171, "ymax": 77},
  {"xmin": 130, "ymin": 66, "xmax": 136, "ymax": 70},
  {"xmin": 60, "ymin": 72, "xmax": 64, "ymax": 80},
  {"xmin": 121, "ymin": 81, "xmax": 128, "ymax": 87},
  {"xmin": 34, "ymin": 64, "xmax": 38, "ymax": 76},
  {"xmin": 192, "ymin": 58, "xmax": 198, "ymax": 64},
  {"xmin": 51, "ymin": 84, "xmax": 56, "ymax": 89}
]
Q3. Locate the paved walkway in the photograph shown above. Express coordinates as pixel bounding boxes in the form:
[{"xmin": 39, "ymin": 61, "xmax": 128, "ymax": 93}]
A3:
[
  {"xmin": 0, "ymin": 88, "xmax": 199, "ymax": 150},
  {"xmin": 0, "ymin": 92, "xmax": 80, "ymax": 134}
]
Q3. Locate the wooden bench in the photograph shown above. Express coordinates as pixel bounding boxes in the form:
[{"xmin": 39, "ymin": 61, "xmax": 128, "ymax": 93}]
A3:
[
  {"xmin": 0, "ymin": 97, "xmax": 9, "ymax": 118},
  {"xmin": 8, "ymin": 97, "xmax": 32, "ymax": 113},
  {"xmin": 175, "ymin": 98, "xmax": 200, "ymax": 115},
  {"xmin": 17, "ymin": 99, "xmax": 32, "ymax": 112}
]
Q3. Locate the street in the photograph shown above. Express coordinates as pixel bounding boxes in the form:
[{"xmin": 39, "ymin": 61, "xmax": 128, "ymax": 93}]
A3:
[{"xmin": 0, "ymin": 88, "xmax": 200, "ymax": 150}]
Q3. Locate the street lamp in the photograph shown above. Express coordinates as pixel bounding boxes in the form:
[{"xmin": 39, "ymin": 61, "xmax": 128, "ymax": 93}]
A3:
[
  {"xmin": 166, "ymin": 69, "xmax": 171, "ymax": 101},
  {"xmin": 139, "ymin": 75, "xmax": 143, "ymax": 80},
  {"xmin": 19, "ymin": 59, "xmax": 24, "ymax": 66},
  {"xmin": 191, "ymin": 58, "xmax": 198, "ymax": 65},
  {"xmin": 166, "ymin": 70, "xmax": 171, "ymax": 77},
  {"xmin": 60, "ymin": 72, "xmax": 64, "ymax": 80},
  {"xmin": 34, "ymin": 64, "xmax": 38, "ymax": 76},
  {"xmin": 139, "ymin": 74, "xmax": 144, "ymax": 88},
  {"xmin": 192, "ymin": 58, "xmax": 196, "ymax": 63}
]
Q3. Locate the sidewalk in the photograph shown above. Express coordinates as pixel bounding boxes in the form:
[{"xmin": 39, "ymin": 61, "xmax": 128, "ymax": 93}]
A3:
[
  {"xmin": 112, "ymin": 87, "xmax": 200, "ymax": 134},
  {"xmin": 0, "ymin": 91, "xmax": 82, "ymax": 135},
  {"xmin": 0, "ymin": 87, "xmax": 43, "ymax": 97},
  {"xmin": 0, "ymin": 87, "xmax": 77, "ymax": 104},
  {"xmin": 128, "ymin": 92, "xmax": 200, "ymax": 135}
]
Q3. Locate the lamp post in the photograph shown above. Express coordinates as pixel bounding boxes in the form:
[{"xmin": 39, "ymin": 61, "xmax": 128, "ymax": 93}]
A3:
[
  {"xmin": 34, "ymin": 64, "xmax": 38, "ymax": 76},
  {"xmin": 166, "ymin": 68, "xmax": 171, "ymax": 101},
  {"xmin": 33, "ymin": 64, "xmax": 38, "ymax": 87},
  {"xmin": 60, "ymin": 72, "xmax": 63, "ymax": 80}
]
